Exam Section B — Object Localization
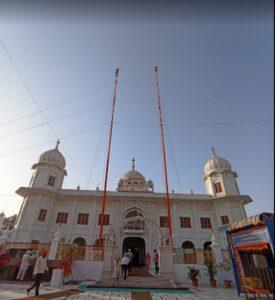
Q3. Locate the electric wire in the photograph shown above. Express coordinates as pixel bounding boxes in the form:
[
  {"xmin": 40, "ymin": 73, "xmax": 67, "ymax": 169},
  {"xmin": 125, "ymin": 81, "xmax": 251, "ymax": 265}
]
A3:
[
  {"xmin": 0, "ymin": 123, "xmax": 106, "ymax": 158},
  {"xmin": 0, "ymin": 38, "xmax": 90, "ymax": 180},
  {"xmin": 85, "ymin": 104, "xmax": 111, "ymax": 188},
  {"xmin": 0, "ymin": 118, "xmax": 270, "ymax": 159},
  {"xmin": 114, "ymin": 119, "xmax": 271, "ymax": 127},
  {"xmin": 0, "ymin": 100, "xmax": 110, "ymax": 139},
  {"xmin": 0, "ymin": 88, "xmax": 271, "ymax": 128},
  {"xmin": 165, "ymin": 123, "xmax": 183, "ymax": 194},
  {"xmin": 117, "ymin": 89, "xmax": 272, "ymax": 104},
  {"xmin": 0, "ymin": 82, "xmax": 113, "ymax": 127}
]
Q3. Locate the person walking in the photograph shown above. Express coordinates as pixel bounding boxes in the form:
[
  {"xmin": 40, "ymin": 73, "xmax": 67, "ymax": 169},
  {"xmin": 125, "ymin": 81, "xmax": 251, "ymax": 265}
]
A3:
[
  {"xmin": 127, "ymin": 249, "xmax": 134, "ymax": 273},
  {"xmin": 16, "ymin": 250, "xmax": 33, "ymax": 280},
  {"xmin": 27, "ymin": 249, "xmax": 48, "ymax": 296},
  {"xmin": 120, "ymin": 252, "xmax": 130, "ymax": 280},
  {"xmin": 145, "ymin": 252, "xmax": 151, "ymax": 270},
  {"xmin": 153, "ymin": 249, "xmax": 159, "ymax": 275},
  {"xmin": 112, "ymin": 257, "xmax": 121, "ymax": 285}
]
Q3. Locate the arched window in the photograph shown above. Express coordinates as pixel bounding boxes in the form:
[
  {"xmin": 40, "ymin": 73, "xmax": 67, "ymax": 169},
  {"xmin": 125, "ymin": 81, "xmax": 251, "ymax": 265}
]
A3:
[
  {"xmin": 182, "ymin": 241, "xmax": 196, "ymax": 263},
  {"xmin": 203, "ymin": 241, "xmax": 213, "ymax": 264},
  {"xmin": 73, "ymin": 237, "xmax": 86, "ymax": 260},
  {"xmin": 182, "ymin": 241, "xmax": 195, "ymax": 249},
  {"xmin": 203, "ymin": 241, "xmax": 212, "ymax": 250},
  {"xmin": 124, "ymin": 209, "xmax": 145, "ymax": 231},
  {"xmin": 73, "ymin": 237, "xmax": 86, "ymax": 246},
  {"xmin": 125, "ymin": 209, "xmax": 144, "ymax": 219}
]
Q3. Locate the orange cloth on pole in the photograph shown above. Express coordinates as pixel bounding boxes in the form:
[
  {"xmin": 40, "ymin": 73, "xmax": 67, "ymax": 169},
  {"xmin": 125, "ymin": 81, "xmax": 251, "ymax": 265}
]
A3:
[
  {"xmin": 57, "ymin": 249, "xmax": 73, "ymax": 276},
  {"xmin": 0, "ymin": 252, "xmax": 10, "ymax": 268}
]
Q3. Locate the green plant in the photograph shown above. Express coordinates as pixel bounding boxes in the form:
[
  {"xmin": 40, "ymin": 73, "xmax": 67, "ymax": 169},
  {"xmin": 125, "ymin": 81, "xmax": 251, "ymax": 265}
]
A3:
[
  {"xmin": 204, "ymin": 261, "xmax": 217, "ymax": 280},
  {"xmin": 187, "ymin": 266, "xmax": 201, "ymax": 280},
  {"xmin": 217, "ymin": 259, "xmax": 232, "ymax": 273}
]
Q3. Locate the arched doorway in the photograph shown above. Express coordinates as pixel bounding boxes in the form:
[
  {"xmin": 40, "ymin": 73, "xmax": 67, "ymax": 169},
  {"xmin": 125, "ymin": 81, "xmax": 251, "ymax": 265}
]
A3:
[
  {"xmin": 73, "ymin": 237, "xmax": 86, "ymax": 260},
  {"xmin": 203, "ymin": 241, "xmax": 213, "ymax": 264},
  {"xmin": 122, "ymin": 237, "xmax": 145, "ymax": 267},
  {"xmin": 203, "ymin": 241, "xmax": 212, "ymax": 250},
  {"xmin": 182, "ymin": 241, "xmax": 195, "ymax": 249},
  {"xmin": 182, "ymin": 241, "xmax": 196, "ymax": 263}
]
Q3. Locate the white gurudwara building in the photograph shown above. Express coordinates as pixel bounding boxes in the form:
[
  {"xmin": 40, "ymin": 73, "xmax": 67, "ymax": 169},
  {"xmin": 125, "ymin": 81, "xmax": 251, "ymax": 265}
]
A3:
[
  {"xmin": 8, "ymin": 143, "xmax": 252, "ymax": 281},
  {"xmin": 11, "ymin": 142, "xmax": 252, "ymax": 272}
]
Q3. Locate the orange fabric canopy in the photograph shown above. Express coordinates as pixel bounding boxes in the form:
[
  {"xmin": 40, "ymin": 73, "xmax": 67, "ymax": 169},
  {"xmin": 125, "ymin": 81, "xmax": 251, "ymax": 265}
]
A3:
[{"xmin": 237, "ymin": 243, "xmax": 269, "ymax": 252}]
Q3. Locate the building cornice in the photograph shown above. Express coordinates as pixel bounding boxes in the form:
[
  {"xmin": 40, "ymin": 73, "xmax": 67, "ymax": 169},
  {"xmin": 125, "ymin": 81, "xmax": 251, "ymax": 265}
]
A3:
[{"xmin": 15, "ymin": 187, "xmax": 252, "ymax": 205}]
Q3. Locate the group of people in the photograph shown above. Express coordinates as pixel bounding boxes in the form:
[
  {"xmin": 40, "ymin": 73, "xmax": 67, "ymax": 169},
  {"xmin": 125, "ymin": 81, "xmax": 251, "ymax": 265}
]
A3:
[
  {"xmin": 112, "ymin": 248, "xmax": 159, "ymax": 284},
  {"xmin": 16, "ymin": 249, "xmax": 48, "ymax": 296},
  {"xmin": 16, "ymin": 247, "xmax": 161, "ymax": 293},
  {"xmin": 145, "ymin": 249, "xmax": 159, "ymax": 275},
  {"xmin": 113, "ymin": 248, "xmax": 134, "ymax": 282}
]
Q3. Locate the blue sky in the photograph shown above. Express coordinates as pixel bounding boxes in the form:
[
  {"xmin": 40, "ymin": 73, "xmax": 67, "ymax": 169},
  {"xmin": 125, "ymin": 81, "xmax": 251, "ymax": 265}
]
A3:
[{"xmin": 0, "ymin": 1, "xmax": 273, "ymax": 217}]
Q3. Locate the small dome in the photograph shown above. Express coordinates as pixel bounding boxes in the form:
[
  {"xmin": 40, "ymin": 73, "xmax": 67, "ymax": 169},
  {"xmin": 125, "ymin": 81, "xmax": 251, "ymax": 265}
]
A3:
[
  {"xmin": 39, "ymin": 141, "xmax": 66, "ymax": 169},
  {"xmin": 204, "ymin": 147, "xmax": 231, "ymax": 175}
]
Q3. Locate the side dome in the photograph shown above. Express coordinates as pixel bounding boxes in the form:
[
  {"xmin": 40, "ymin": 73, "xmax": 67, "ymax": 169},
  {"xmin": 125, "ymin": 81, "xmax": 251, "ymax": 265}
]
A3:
[
  {"xmin": 204, "ymin": 147, "xmax": 231, "ymax": 176},
  {"xmin": 39, "ymin": 141, "xmax": 66, "ymax": 169}
]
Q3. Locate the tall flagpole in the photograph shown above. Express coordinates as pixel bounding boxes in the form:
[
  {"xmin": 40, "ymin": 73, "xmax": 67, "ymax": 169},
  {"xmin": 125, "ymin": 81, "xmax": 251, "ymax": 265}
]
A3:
[
  {"xmin": 98, "ymin": 68, "xmax": 119, "ymax": 248},
  {"xmin": 153, "ymin": 66, "xmax": 173, "ymax": 246}
]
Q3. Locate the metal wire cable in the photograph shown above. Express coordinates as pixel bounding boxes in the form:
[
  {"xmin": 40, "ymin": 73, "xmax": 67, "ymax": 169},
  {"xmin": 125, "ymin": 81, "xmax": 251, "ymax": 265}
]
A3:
[
  {"xmin": 0, "ymin": 100, "xmax": 110, "ymax": 139},
  {"xmin": 0, "ymin": 38, "xmax": 90, "ymax": 180},
  {"xmin": 0, "ymin": 83, "xmax": 113, "ymax": 127},
  {"xmin": 0, "ymin": 123, "xmax": 106, "ymax": 158}
]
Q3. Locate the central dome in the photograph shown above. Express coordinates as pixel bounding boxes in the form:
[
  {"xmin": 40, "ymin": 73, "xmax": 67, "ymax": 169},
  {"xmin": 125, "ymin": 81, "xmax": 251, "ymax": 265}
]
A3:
[
  {"xmin": 117, "ymin": 158, "xmax": 154, "ymax": 193},
  {"xmin": 123, "ymin": 170, "xmax": 145, "ymax": 181}
]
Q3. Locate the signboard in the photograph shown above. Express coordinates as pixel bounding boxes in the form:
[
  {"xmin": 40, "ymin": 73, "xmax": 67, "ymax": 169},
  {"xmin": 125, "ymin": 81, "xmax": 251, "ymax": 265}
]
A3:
[{"xmin": 231, "ymin": 227, "xmax": 269, "ymax": 247}]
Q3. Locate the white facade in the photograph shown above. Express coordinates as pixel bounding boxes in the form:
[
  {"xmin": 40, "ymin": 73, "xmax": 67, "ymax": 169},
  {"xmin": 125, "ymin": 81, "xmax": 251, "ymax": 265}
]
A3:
[{"xmin": 11, "ymin": 144, "xmax": 252, "ymax": 260}]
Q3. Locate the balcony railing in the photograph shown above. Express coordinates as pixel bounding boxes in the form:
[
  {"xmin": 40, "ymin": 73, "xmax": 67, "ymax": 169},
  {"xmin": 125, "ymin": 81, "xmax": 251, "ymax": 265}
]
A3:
[
  {"xmin": 173, "ymin": 249, "xmax": 224, "ymax": 265},
  {"xmin": 123, "ymin": 220, "xmax": 145, "ymax": 233},
  {"xmin": 3, "ymin": 243, "xmax": 103, "ymax": 261}
]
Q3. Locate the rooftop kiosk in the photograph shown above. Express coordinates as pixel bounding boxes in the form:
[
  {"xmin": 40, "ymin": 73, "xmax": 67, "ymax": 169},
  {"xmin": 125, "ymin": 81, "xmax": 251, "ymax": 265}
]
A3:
[{"xmin": 220, "ymin": 213, "xmax": 274, "ymax": 297}]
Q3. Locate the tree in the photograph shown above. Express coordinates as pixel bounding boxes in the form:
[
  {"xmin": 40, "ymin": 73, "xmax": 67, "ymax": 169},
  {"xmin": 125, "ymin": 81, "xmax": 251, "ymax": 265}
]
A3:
[{"xmin": 3, "ymin": 215, "xmax": 17, "ymax": 230}]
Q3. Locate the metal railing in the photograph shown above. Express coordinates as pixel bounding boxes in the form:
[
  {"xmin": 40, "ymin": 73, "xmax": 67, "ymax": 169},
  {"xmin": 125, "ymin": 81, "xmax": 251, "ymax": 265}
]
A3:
[
  {"xmin": 245, "ymin": 266, "xmax": 274, "ymax": 293},
  {"xmin": 173, "ymin": 249, "xmax": 222, "ymax": 265},
  {"xmin": 3, "ymin": 243, "xmax": 103, "ymax": 261}
]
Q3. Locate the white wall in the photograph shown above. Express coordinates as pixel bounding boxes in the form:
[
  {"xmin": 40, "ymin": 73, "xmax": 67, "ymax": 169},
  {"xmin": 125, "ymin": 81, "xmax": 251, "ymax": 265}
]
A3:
[
  {"xmin": 71, "ymin": 261, "xmax": 103, "ymax": 281},
  {"xmin": 173, "ymin": 264, "xmax": 235, "ymax": 286}
]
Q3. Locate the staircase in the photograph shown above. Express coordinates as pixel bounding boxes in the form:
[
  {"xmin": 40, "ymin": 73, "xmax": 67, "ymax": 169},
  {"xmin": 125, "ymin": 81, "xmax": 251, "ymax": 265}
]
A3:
[
  {"xmin": 98, "ymin": 267, "xmax": 179, "ymax": 289},
  {"xmin": 114, "ymin": 275, "xmax": 177, "ymax": 289}
]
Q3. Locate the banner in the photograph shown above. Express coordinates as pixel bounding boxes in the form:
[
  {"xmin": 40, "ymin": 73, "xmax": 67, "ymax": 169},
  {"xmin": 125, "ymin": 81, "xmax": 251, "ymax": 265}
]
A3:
[{"xmin": 231, "ymin": 228, "xmax": 269, "ymax": 247}]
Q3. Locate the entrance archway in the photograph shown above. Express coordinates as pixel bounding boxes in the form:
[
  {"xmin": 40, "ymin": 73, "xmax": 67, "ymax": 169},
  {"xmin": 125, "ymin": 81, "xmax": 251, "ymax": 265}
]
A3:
[
  {"xmin": 122, "ymin": 237, "xmax": 145, "ymax": 267},
  {"xmin": 73, "ymin": 237, "xmax": 86, "ymax": 260}
]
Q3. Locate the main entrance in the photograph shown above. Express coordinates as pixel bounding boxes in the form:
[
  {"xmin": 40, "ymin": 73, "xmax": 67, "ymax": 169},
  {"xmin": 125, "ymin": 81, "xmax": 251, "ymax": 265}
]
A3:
[{"xmin": 122, "ymin": 237, "xmax": 145, "ymax": 267}]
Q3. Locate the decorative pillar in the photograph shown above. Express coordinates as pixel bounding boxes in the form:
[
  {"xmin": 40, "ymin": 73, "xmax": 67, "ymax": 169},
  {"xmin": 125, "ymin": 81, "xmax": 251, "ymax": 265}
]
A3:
[
  {"xmin": 101, "ymin": 244, "xmax": 118, "ymax": 280},
  {"xmin": 48, "ymin": 225, "xmax": 61, "ymax": 260},
  {"xmin": 158, "ymin": 245, "xmax": 174, "ymax": 280},
  {"xmin": 101, "ymin": 227, "xmax": 118, "ymax": 280},
  {"xmin": 210, "ymin": 231, "xmax": 223, "ymax": 264}
]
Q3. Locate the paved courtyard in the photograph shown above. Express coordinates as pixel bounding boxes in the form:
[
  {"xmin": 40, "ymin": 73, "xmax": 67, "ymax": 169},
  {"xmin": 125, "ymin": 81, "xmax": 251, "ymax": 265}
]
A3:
[{"xmin": 0, "ymin": 282, "xmax": 263, "ymax": 300}]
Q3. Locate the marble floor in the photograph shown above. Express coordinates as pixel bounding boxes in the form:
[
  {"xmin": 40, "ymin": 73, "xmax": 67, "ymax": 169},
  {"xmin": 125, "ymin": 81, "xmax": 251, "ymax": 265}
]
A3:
[{"xmin": 0, "ymin": 282, "xmax": 272, "ymax": 300}]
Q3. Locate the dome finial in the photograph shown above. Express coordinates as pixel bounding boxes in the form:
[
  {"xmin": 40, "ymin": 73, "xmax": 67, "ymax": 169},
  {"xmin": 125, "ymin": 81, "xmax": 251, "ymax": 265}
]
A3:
[
  {"xmin": 211, "ymin": 146, "xmax": 216, "ymax": 157},
  {"xmin": 132, "ymin": 157, "xmax": 135, "ymax": 170},
  {"xmin": 55, "ymin": 139, "xmax": 60, "ymax": 150}
]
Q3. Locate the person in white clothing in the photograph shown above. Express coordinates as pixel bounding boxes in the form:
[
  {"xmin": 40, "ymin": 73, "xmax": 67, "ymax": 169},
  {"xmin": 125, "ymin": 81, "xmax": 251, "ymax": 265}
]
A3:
[
  {"xmin": 27, "ymin": 250, "xmax": 48, "ymax": 296},
  {"xmin": 16, "ymin": 250, "xmax": 33, "ymax": 280},
  {"xmin": 120, "ymin": 252, "xmax": 130, "ymax": 280},
  {"xmin": 127, "ymin": 249, "xmax": 134, "ymax": 273}
]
